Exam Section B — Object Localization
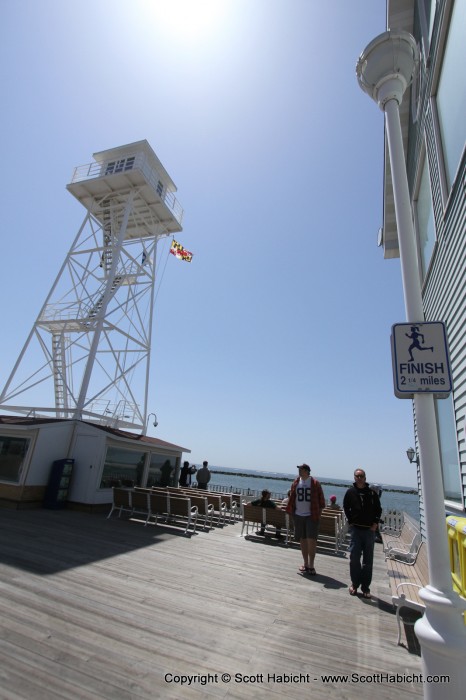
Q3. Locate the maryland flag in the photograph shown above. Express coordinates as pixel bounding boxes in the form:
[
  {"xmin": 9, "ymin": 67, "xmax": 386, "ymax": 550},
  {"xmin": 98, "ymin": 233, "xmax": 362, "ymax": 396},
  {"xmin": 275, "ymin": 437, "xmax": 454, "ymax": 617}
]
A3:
[{"xmin": 170, "ymin": 239, "xmax": 193, "ymax": 262}]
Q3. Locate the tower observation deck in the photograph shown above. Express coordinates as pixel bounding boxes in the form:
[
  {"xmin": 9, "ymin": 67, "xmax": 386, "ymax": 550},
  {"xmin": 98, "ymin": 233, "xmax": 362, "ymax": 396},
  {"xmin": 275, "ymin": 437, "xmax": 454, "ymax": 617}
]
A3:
[
  {"xmin": 0, "ymin": 141, "xmax": 184, "ymax": 431},
  {"xmin": 67, "ymin": 140, "xmax": 183, "ymax": 237}
]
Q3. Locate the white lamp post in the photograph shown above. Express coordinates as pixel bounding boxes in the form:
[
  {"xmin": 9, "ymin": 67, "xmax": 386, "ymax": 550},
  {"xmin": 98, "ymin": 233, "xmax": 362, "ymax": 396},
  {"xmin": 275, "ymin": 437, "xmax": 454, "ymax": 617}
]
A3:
[{"xmin": 356, "ymin": 30, "xmax": 466, "ymax": 697}]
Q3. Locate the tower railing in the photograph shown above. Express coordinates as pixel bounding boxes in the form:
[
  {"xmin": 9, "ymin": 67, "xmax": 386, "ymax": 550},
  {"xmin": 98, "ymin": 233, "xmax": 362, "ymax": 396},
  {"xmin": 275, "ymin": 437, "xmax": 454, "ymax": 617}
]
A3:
[{"xmin": 70, "ymin": 152, "xmax": 184, "ymax": 226}]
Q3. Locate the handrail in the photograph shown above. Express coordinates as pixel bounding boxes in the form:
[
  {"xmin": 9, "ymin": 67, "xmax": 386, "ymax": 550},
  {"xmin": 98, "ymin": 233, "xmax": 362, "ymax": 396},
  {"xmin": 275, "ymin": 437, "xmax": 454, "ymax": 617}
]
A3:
[{"xmin": 69, "ymin": 152, "xmax": 184, "ymax": 225}]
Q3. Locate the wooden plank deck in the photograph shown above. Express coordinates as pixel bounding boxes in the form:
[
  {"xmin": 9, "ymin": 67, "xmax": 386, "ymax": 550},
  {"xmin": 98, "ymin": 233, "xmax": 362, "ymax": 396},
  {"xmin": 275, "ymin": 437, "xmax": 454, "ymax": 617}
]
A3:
[{"xmin": 0, "ymin": 508, "xmax": 423, "ymax": 699}]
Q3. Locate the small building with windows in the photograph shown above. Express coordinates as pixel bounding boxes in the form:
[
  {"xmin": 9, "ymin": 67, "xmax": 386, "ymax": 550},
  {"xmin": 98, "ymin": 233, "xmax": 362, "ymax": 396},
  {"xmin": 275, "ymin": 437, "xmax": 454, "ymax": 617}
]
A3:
[
  {"xmin": 0, "ymin": 416, "xmax": 189, "ymax": 510},
  {"xmin": 381, "ymin": 0, "xmax": 465, "ymax": 522}
]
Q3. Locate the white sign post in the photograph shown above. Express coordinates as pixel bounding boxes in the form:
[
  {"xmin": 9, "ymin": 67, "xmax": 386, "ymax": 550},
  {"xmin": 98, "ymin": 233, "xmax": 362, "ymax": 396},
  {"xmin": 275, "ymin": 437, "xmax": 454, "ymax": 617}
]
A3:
[
  {"xmin": 357, "ymin": 30, "xmax": 466, "ymax": 698},
  {"xmin": 391, "ymin": 321, "xmax": 452, "ymax": 399}
]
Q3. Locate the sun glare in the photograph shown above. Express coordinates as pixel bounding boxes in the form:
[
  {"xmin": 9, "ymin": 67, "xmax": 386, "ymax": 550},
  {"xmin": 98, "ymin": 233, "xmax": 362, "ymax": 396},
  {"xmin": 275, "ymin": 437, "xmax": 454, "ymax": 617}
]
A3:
[{"xmin": 149, "ymin": 0, "xmax": 227, "ymax": 41}]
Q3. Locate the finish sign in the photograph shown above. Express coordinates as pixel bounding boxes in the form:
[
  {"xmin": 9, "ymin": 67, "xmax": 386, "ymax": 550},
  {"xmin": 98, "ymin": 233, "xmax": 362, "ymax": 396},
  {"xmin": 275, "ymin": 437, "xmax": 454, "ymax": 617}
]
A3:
[{"xmin": 391, "ymin": 321, "xmax": 452, "ymax": 399}]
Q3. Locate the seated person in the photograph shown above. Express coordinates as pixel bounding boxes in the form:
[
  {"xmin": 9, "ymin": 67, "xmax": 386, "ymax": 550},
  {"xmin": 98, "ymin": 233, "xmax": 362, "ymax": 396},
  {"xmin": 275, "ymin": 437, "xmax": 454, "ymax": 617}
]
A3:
[
  {"xmin": 281, "ymin": 490, "xmax": 291, "ymax": 510},
  {"xmin": 327, "ymin": 494, "xmax": 340, "ymax": 509},
  {"xmin": 251, "ymin": 489, "xmax": 281, "ymax": 538}
]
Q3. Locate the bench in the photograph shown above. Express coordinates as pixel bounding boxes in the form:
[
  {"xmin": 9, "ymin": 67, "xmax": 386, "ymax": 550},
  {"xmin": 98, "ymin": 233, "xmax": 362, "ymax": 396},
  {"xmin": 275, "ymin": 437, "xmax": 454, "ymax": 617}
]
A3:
[
  {"xmin": 241, "ymin": 506, "xmax": 344, "ymax": 551},
  {"xmin": 263, "ymin": 507, "xmax": 293, "ymax": 545},
  {"xmin": 130, "ymin": 488, "xmax": 152, "ymax": 525},
  {"xmin": 176, "ymin": 492, "xmax": 214, "ymax": 530},
  {"xmin": 386, "ymin": 541, "xmax": 429, "ymax": 645},
  {"xmin": 197, "ymin": 491, "xmax": 237, "ymax": 523},
  {"xmin": 108, "ymin": 487, "xmax": 198, "ymax": 535},
  {"xmin": 145, "ymin": 490, "xmax": 198, "ymax": 535},
  {"xmin": 175, "ymin": 487, "xmax": 228, "ymax": 526},
  {"xmin": 147, "ymin": 487, "xmax": 214, "ymax": 530},
  {"xmin": 161, "ymin": 493, "xmax": 198, "ymax": 535},
  {"xmin": 241, "ymin": 504, "xmax": 294, "ymax": 545},
  {"xmin": 385, "ymin": 532, "xmax": 421, "ymax": 564},
  {"xmin": 241, "ymin": 503, "xmax": 263, "ymax": 534},
  {"xmin": 322, "ymin": 508, "xmax": 348, "ymax": 549},
  {"xmin": 383, "ymin": 519, "xmax": 422, "ymax": 564},
  {"xmin": 380, "ymin": 508, "xmax": 404, "ymax": 535},
  {"xmin": 316, "ymin": 513, "xmax": 342, "ymax": 554},
  {"xmin": 107, "ymin": 487, "xmax": 132, "ymax": 519},
  {"xmin": 107, "ymin": 487, "xmax": 154, "ymax": 526},
  {"xmin": 219, "ymin": 493, "xmax": 239, "ymax": 522}
]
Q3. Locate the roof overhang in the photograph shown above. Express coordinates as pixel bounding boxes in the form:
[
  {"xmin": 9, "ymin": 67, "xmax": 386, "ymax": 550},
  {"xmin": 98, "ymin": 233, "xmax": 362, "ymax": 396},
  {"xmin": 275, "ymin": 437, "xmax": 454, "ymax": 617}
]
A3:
[{"xmin": 0, "ymin": 416, "xmax": 191, "ymax": 454}]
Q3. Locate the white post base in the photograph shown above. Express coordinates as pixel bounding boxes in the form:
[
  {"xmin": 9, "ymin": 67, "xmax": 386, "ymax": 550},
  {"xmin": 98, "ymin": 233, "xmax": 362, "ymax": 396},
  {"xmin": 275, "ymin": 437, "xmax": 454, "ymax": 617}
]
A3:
[{"xmin": 415, "ymin": 585, "xmax": 466, "ymax": 698}]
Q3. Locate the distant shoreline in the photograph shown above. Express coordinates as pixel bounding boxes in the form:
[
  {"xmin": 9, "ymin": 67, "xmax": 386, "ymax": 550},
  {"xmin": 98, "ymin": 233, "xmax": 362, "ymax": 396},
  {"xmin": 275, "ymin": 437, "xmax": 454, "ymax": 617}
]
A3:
[{"xmin": 211, "ymin": 469, "xmax": 418, "ymax": 495}]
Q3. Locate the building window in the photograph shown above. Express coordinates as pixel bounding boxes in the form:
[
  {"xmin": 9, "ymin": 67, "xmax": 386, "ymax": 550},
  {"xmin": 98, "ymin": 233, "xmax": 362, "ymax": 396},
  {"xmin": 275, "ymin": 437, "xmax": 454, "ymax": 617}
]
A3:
[
  {"xmin": 0, "ymin": 436, "xmax": 30, "ymax": 483},
  {"xmin": 147, "ymin": 454, "xmax": 176, "ymax": 487},
  {"xmin": 435, "ymin": 395, "xmax": 462, "ymax": 502},
  {"xmin": 417, "ymin": 0, "xmax": 436, "ymax": 57},
  {"xmin": 114, "ymin": 159, "xmax": 126, "ymax": 174},
  {"xmin": 99, "ymin": 446, "xmax": 146, "ymax": 488},
  {"xmin": 415, "ymin": 153, "xmax": 436, "ymax": 279},
  {"xmin": 435, "ymin": 0, "xmax": 466, "ymax": 190},
  {"xmin": 105, "ymin": 156, "xmax": 135, "ymax": 176}
]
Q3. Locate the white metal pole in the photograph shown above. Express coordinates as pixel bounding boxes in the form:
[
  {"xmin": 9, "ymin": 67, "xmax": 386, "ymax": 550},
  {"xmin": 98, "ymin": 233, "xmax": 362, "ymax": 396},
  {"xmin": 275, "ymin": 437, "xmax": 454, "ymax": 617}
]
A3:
[
  {"xmin": 357, "ymin": 31, "xmax": 466, "ymax": 698},
  {"xmin": 383, "ymin": 98, "xmax": 424, "ymax": 321},
  {"xmin": 143, "ymin": 237, "xmax": 158, "ymax": 431}
]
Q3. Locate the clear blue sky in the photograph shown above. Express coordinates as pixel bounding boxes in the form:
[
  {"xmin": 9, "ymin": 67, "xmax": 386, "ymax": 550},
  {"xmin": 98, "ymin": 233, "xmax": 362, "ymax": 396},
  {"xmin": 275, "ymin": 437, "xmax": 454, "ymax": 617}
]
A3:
[{"xmin": 0, "ymin": 0, "xmax": 417, "ymax": 486}]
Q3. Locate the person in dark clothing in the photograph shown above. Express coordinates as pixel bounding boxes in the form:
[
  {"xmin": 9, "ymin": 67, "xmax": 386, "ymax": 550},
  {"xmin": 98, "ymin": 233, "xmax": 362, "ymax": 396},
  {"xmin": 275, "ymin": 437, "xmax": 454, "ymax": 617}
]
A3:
[
  {"xmin": 251, "ymin": 489, "xmax": 281, "ymax": 538},
  {"xmin": 196, "ymin": 461, "xmax": 211, "ymax": 490},
  {"xmin": 343, "ymin": 468, "xmax": 382, "ymax": 599},
  {"xmin": 160, "ymin": 460, "xmax": 173, "ymax": 487},
  {"xmin": 179, "ymin": 461, "xmax": 191, "ymax": 487},
  {"xmin": 179, "ymin": 461, "xmax": 197, "ymax": 487}
]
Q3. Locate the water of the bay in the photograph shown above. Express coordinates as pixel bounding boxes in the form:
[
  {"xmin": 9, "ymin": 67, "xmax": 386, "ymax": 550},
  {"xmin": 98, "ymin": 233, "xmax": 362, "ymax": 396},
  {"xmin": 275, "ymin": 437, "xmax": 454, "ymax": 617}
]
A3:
[{"xmin": 209, "ymin": 467, "xmax": 420, "ymax": 522}]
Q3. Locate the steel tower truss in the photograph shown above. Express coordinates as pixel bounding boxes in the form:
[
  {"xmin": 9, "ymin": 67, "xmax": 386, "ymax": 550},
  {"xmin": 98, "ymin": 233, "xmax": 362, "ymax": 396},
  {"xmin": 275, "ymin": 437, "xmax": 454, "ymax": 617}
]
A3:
[{"xmin": 0, "ymin": 153, "xmax": 181, "ymax": 431}]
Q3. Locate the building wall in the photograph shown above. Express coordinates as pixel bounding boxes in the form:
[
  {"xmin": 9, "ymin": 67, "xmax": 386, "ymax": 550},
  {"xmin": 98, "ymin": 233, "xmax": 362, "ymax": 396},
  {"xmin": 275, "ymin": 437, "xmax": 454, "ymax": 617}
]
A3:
[
  {"xmin": 400, "ymin": 0, "xmax": 466, "ymax": 527},
  {"xmin": 0, "ymin": 422, "xmax": 73, "ymax": 507},
  {"xmin": 0, "ymin": 420, "xmax": 186, "ymax": 509}
]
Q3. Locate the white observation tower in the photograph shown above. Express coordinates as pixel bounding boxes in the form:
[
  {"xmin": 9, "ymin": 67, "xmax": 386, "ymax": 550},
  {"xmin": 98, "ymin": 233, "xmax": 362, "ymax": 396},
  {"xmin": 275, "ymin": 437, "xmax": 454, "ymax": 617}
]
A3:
[{"xmin": 0, "ymin": 140, "xmax": 183, "ymax": 431}]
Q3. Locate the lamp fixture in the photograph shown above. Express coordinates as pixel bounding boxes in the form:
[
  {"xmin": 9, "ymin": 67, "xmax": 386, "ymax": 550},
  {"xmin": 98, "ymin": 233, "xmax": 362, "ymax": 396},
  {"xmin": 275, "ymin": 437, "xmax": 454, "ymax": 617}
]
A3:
[
  {"xmin": 406, "ymin": 447, "xmax": 419, "ymax": 465},
  {"xmin": 145, "ymin": 412, "xmax": 158, "ymax": 433}
]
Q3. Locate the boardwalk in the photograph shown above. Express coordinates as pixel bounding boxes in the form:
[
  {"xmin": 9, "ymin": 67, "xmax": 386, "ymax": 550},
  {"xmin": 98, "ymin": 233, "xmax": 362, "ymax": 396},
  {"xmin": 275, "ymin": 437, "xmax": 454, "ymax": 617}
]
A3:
[{"xmin": 0, "ymin": 508, "xmax": 423, "ymax": 699}]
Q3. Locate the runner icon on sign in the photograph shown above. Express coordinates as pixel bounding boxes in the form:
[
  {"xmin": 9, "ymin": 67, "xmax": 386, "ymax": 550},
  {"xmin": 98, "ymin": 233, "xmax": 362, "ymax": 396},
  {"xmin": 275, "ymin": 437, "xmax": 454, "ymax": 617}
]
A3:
[{"xmin": 405, "ymin": 326, "xmax": 434, "ymax": 362}]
